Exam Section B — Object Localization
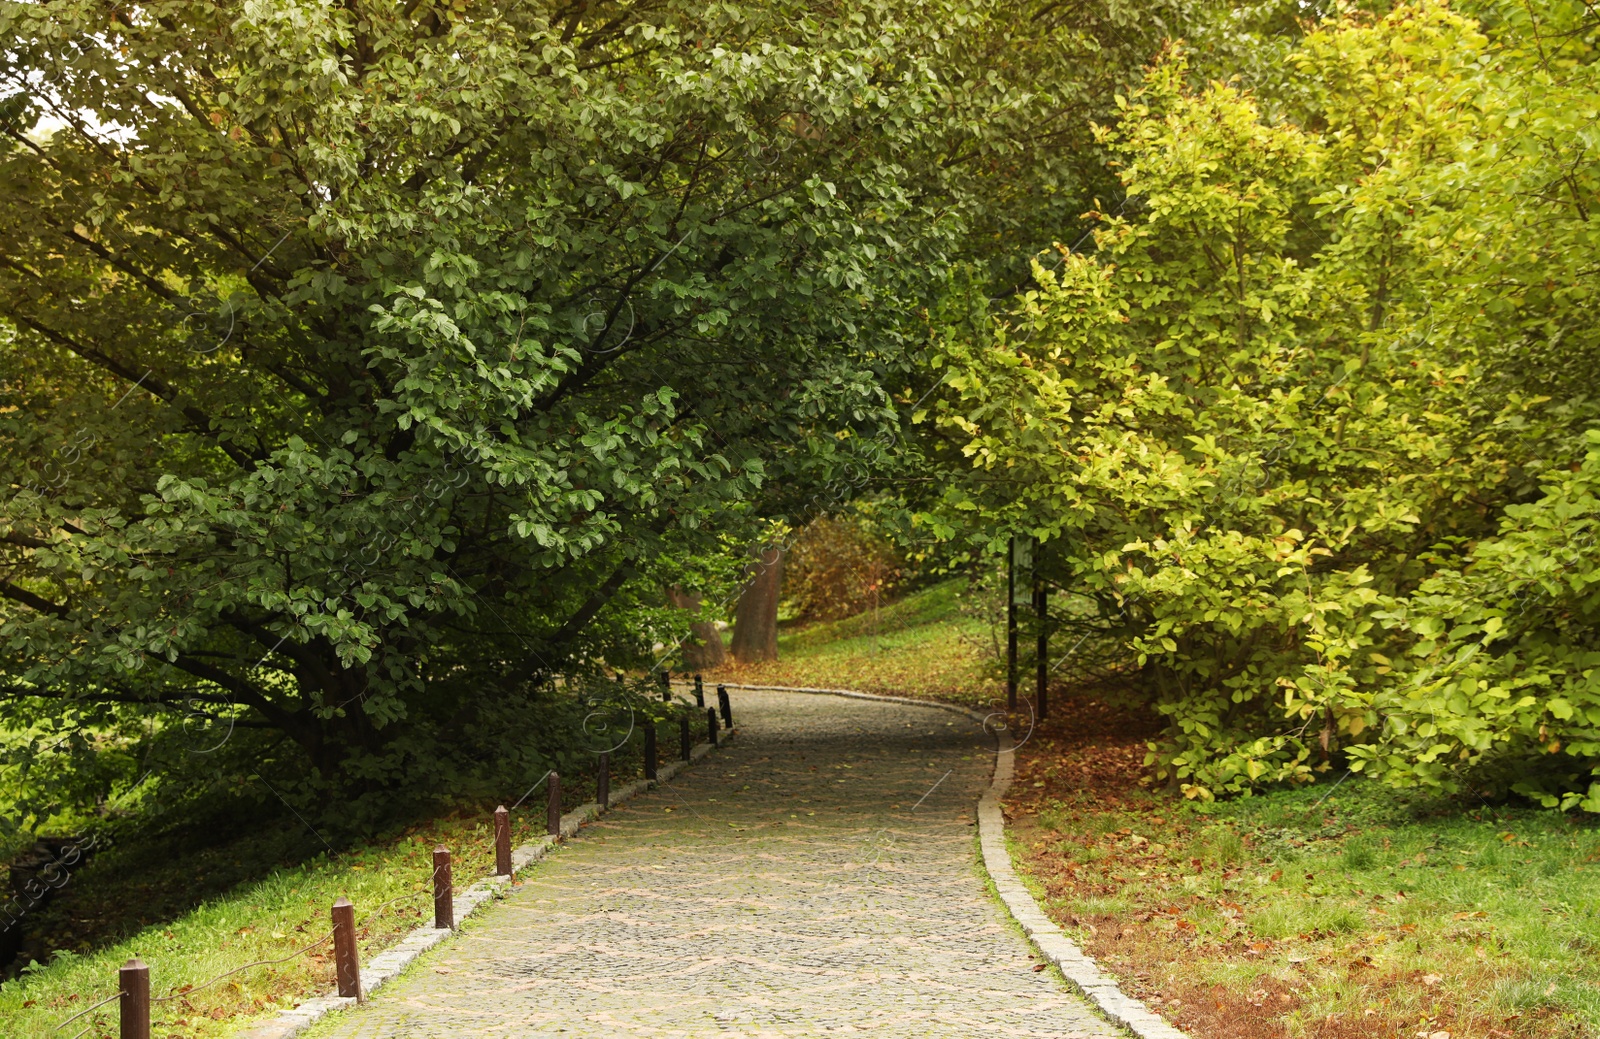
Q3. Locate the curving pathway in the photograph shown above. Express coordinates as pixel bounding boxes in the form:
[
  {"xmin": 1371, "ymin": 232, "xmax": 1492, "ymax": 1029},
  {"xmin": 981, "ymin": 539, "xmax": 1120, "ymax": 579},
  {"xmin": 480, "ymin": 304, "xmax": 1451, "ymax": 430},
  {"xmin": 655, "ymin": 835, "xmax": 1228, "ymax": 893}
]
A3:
[{"xmin": 305, "ymin": 689, "xmax": 1114, "ymax": 1038}]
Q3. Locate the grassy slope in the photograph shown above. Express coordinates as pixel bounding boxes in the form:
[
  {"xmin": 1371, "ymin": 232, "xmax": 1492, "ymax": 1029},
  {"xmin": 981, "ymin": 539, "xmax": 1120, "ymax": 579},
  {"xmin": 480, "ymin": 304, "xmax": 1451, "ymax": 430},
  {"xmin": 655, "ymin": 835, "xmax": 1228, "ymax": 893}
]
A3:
[
  {"xmin": 0, "ymin": 811, "xmax": 549, "ymax": 1039},
  {"xmin": 0, "ymin": 733, "xmax": 655, "ymax": 1038},
  {"xmin": 707, "ymin": 577, "xmax": 1001, "ymax": 710},
  {"xmin": 717, "ymin": 582, "xmax": 1600, "ymax": 1039},
  {"xmin": 1010, "ymin": 774, "xmax": 1600, "ymax": 1039}
]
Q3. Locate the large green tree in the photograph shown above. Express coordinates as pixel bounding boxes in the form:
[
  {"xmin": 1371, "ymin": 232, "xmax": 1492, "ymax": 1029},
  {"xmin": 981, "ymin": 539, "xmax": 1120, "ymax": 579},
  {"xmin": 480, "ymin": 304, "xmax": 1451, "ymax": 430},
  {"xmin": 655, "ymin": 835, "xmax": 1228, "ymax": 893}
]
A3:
[
  {"xmin": 0, "ymin": 0, "xmax": 1178, "ymax": 807},
  {"xmin": 925, "ymin": 0, "xmax": 1600, "ymax": 809}
]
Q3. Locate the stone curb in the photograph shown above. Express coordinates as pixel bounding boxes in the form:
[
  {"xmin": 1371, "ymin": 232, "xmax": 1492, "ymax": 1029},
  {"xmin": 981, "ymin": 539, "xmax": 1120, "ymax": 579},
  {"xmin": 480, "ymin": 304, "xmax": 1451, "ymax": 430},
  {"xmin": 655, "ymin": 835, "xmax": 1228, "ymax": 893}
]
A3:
[
  {"xmin": 714, "ymin": 682, "xmax": 1187, "ymax": 1039},
  {"xmin": 231, "ymin": 726, "xmax": 735, "ymax": 1039}
]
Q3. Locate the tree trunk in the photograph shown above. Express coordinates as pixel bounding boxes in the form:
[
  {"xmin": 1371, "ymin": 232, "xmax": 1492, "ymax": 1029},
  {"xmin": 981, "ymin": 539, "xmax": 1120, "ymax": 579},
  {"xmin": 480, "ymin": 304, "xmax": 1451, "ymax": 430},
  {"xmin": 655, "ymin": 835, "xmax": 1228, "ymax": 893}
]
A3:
[
  {"xmin": 730, "ymin": 545, "xmax": 782, "ymax": 664},
  {"xmin": 666, "ymin": 585, "xmax": 726, "ymax": 670}
]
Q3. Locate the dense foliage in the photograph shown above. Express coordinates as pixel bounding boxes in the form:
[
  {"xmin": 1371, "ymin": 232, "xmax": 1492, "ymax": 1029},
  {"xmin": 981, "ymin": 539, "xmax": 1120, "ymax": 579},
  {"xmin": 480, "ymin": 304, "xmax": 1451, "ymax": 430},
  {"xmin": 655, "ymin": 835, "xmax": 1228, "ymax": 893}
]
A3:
[
  {"xmin": 782, "ymin": 514, "xmax": 903, "ymax": 622},
  {"xmin": 928, "ymin": 0, "xmax": 1600, "ymax": 809},
  {"xmin": 0, "ymin": 0, "xmax": 1181, "ymax": 824}
]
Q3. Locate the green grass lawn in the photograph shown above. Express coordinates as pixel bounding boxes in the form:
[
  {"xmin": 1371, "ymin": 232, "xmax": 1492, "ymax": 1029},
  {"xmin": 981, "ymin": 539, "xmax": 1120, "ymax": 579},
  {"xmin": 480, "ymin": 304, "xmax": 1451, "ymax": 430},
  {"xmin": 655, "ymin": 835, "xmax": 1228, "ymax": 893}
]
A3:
[
  {"xmin": 0, "ymin": 710, "xmax": 674, "ymax": 1038},
  {"xmin": 1009, "ymin": 776, "xmax": 1600, "ymax": 1039},
  {"xmin": 709, "ymin": 577, "xmax": 1004, "ymax": 709},
  {"xmin": 0, "ymin": 809, "xmax": 548, "ymax": 1039}
]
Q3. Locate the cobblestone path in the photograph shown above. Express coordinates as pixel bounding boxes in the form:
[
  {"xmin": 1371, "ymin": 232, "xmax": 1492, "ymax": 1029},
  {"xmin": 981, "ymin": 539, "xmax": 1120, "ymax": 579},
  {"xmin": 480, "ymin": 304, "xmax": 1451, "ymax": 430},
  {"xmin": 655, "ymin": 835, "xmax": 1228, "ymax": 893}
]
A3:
[{"xmin": 308, "ymin": 690, "xmax": 1114, "ymax": 1038}]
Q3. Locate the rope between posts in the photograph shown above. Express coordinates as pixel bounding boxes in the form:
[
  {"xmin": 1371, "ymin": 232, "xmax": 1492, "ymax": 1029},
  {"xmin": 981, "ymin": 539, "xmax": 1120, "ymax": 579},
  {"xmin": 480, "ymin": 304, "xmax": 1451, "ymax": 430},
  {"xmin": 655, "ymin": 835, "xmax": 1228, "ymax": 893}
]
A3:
[
  {"xmin": 142, "ymin": 877, "xmax": 444, "ymax": 1011},
  {"xmin": 45, "ymin": 688, "xmax": 714, "ymax": 1036},
  {"xmin": 149, "ymin": 930, "xmax": 334, "ymax": 1003},
  {"xmin": 48, "ymin": 878, "xmax": 466, "ymax": 1034},
  {"xmin": 141, "ymin": 885, "xmax": 436, "ymax": 1008},
  {"xmin": 49, "ymin": 883, "xmax": 435, "ymax": 1037},
  {"xmin": 359, "ymin": 886, "xmax": 432, "ymax": 924},
  {"xmin": 63, "ymin": 1020, "xmax": 111, "ymax": 1039},
  {"xmin": 52, "ymin": 990, "xmax": 124, "ymax": 1034},
  {"xmin": 509, "ymin": 769, "xmax": 555, "ymax": 812}
]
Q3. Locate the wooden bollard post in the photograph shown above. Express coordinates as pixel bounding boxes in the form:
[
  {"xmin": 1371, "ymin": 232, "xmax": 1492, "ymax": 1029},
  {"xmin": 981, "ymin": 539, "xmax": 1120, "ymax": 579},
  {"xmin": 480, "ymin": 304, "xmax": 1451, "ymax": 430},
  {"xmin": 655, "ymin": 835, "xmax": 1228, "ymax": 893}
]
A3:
[
  {"xmin": 707, "ymin": 707, "xmax": 719, "ymax": 747},
  {"xmin": 332, "ymin": 896, "xmax": 362, "ymax": 999},
  {"xmin": 694, "ymin": 673, "xmax": 705, "ymax": 708},
  {"xmin": 658, "ymin": 669, "xmax": 671, "ymax": 701},
  {"xmin": 547, "ymin": 771, "xmax": 561, "ymax": 837},
  {"xmin": 597, "ymin": 751, "xmax": 610, "ymax": 809},
  {"xmin": 120, "ymin": 957, "xmax": 150, "ymax": 1039},
  {"xmin": 680, "ymin": 713, "xmax": 691, "ymax": 761},
  {"xmin": 432, "ymin": 847, "xmax": 453, "ymax": 930},
  {"xmin": 644, "ymin": 723, "xmax": 658, "ymax": 781},
  {"xmin": 718, "ymin": 686, "xmax": 732, "ymax": 728},
  {"xmin": 494, "ymin": 805, "xmax": 512, "ymax": 877}
]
